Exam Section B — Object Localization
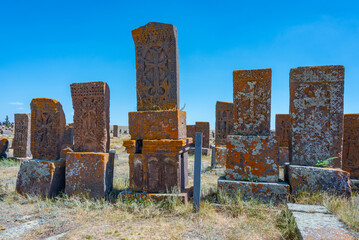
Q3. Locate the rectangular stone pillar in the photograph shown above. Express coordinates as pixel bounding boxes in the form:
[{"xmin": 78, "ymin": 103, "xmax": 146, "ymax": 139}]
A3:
[
  {"xmin": 289, "ymin": 65, "xmax": 344, "ymax": 168},
  {"xmin": 71, "ymin": 81, "xmax": 110, "ymax": 153},
  {"xmin": 275, "ymin": 114, "xmax": 290, "ymax": 147},
  {"xmin": 215, "ymin": 101, "xmax": 234, "ymax": 146},
  {"xmin": 13, "ymin": 113, "xmax": 31, "ymax": 158},
  {"xmin": 343, "ymin": 114, "xmax": 359, "ymax": 178},
  {"xmin": 195, "ymin": 122, "xmax": 210, "ymax": 149},
  {"xmin": 113, "ymin": 125, "xmax": 119, "ymax": 137}
]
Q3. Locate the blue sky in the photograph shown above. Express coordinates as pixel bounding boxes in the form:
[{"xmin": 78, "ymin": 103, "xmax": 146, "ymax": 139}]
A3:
[{"xmin": 1, "ymin": 1, "xmax": 359, "ymax": 129}]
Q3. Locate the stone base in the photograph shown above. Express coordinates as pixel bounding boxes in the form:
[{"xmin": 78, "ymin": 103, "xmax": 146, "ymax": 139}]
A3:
[
  {"xmin": 16, "ymin": 159, "xmax": 65, "ymax": 198},
  {"xmin": 119, "ymin": 185, "xmax": 193, "ymax": 204},
  {"xmin": 217, "ymin": 177, "xmax": 289, "ymax": 204},
  {"xmin": 188, "ymin": 147, "xmax": 210, "ymax": 156},
  {"xmin": 65, "ymin": 152, "xmax": 114, "ymax": 198},
  {"xmin": 350, "ymin": 179, "xmax": 359, "ymax": 192},
  {"xmin": 285, "ymin": 165, "xmax": 351, "ymax": 197}
]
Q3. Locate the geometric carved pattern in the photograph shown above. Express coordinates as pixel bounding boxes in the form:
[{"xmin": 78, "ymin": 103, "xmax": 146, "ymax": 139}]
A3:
[
  {"xmin": 71, "ymin": 81, "xmax": 110, "ymax": 153},
  {"xmin": 132, "ymin": 22, "xmax": 179, "ymax": 110},
  {"xmin": 13, "ymin": 113, "xmax": 31, "ymax": 158},
  {"xmin": 215, "ymin": 101, "xmax": 234, "ymax": 146},
  {"xmin": 289, "ymin": 65, "xmax": 344, "ymax": 167},
  {"xmin": 30, "ymin": 98, "xmax": 65, "ymax": 160},
  {"xmin": 233, "ymin": 69, "xmax": 271, "ymax": 135},
  {"xmin": 275, "ymin": 114, "xmax": 290, "ymax": 148},
  {"xmin": 343, "ymin": 114, "xmax": 359, "ymax": 178}
]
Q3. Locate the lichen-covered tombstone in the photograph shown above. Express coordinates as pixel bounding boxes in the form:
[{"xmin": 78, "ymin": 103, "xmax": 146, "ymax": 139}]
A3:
[{"xmin": 13, "ymin": 113, "xmax": 31, "ymax": 158}]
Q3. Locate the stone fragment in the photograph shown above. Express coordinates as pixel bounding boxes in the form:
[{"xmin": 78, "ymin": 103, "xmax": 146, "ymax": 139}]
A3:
[
  {"xmin": 289, "ymin": 65, "xmax": 344, "ymax": 167},
  {"xmin": 342, "ymin": 114, "xmax": 359, "ymax": 178},
  {"xmin": 132, "ymin": 22, "xmax": 179, "ymax": 111},
  {"xmin": 215, "ymin": 101, "xmax": 234, "ymax": 146},
  {"xmin": 30, "ymin": 98, "xmax": 65, "ymax": 160},
  {"xmin": 350, "ymin": 179, "xmax": 359, "ymax": 192},
  {"xmin": 113, "ymin": 125, "xmax": 119, "ymax": 137},
  {"xmin": 65, "ymin": 152, "xmax": 114, "ymax": 198},
  {"xmin": 13, "ymin": 113, "xmax": 31, "ymax": 158},
  {"xmin": 0, "ymin": 138, "xmax": 9, "ymax": 158},
  {"xmin": 71, "ymin": 81, "xmax": 110, "ymax": 153},
  {"xmin": 233, "ymin": 69, "xmax": 271, "ymax": 135},
  {"xmin": 129, "ymin": 110, "xmax": 186, "ymax": 140},
  {"xmin": 226, "ymin": 135, "xmax": 279, "ymax": 182},
  {"xmin": 218, "ymin": 177, "xmax": 289, "ymax": 204},
  {"xmin": 285, "ymin": 164, "xmax": 351, "ymax": 197},
  {"xmin": 16, "ymin": 159, "xmax": 65, "ymax": 197},
  {"xmin": 275, "ymin": 114, "xmax": 290, "ymax": 147},
  {"xmin": 60, "ymin": 147, "xmax": 73, "ymax": 160}
]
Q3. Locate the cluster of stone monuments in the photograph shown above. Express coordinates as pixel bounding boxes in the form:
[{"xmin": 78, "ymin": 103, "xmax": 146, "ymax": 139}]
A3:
[{"xmin": 2, "ymin": 21, "xmax": 358, "ymax": 202}]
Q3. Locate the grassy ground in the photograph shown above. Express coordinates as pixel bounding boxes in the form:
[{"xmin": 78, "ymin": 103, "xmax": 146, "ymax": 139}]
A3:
[{"xmin": 0, "ymin": 135, "xmax": 357, "ymax": 239}]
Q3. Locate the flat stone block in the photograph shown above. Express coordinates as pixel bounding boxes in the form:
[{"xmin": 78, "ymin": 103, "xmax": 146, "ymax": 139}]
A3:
[
  {"xmin": 285, "ymin": 165, "xmax": 351, "ymax": 197},
  {"xmin": 287, "ymin": 203, "xmax": 330, "ymax": 214},
  {"xmin": 65, "ymin": 152, "xmax": 114, "ymax": 198},
  {"xmin": 350, "ymin": 179, "xmax": 359, "ymax": 192},
  {"xmin": 215, "ymin": 146, "xmax": 227, "ymax": 167},
  {"xmin": 226, "ymin": 135, "xmax": 279, "ymax": 182},
  {"xmin": 129, "ymin": 110, "xmax": 186, "ymax": 140},
  {"xmin": 16, "ymin": 159, "xmax": 65, "ymax": 198},
  {"xmin": 217, "ymin": 177, "xmax": 289, "ymax": 204}
]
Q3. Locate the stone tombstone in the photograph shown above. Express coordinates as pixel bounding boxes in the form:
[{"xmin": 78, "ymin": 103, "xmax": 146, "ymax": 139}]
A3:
[
  {"xmin": 30, "ymin": 98, "xmax": 65, "ymax": 160},
  {"xmin": 215, "ymin": 101, "xmax": 234, "ymax": 146},
  {"xmin": 289, "ymin": 65, "xmax": 344, "ymax": 168},
  {"xmin": 233, "ymin": 69, "xmax": 271, "ymax": 135},
  {"xmin": 63, "ymin": 123, "xmax": 74, "ymax": 146},
  {"xmin": 13, "ymin": 113, "xmax": 31, "ymax": 158},
  {"xmin": 132, "ymin": 22, "xmax": 179, "ymax": 111},
  {"xmin": 113, "ymin": 125, "xmax": 119, "ymax": 137},
  {"xmin": 195, "ymin": 122, "xmax": 210, "ymax": 148},
  {"xmin": 71, "ymin": 81, "xmax": 110, "ymax": 153},
  {"xmin": 275, "ymin": 114, "xmax": 290, "ymax": 147},
  {"xmin": 343, "ymin": 114, "xmax": 359, "ymax": 178}
]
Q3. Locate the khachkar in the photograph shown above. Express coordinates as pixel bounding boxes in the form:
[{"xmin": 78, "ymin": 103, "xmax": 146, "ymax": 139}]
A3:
[
  {"xmin": 275, "ymin": 114, "xmax": 290, "ymax": 166},
  {"xmin": 16, "ymin": 98, "xmax": 66, "ymax": 198},
  {"xmin": 113, "ymin": 125, "xmax": 119, "ymax": 137},
  {"xmin": 13, "ymin": 113, "xmax": 31, "ymax": 159},
  {"xmin": 66, "ymin": 81, "xmax": 113, "ymax": 198},
  {"xmin": 285, "ymin": 65, "xmax": 351, "ymax": 196},
  {"xmin": 122, "ymin": 22, "xmax": 192, "ymax": 202},
  {"xmin": 217, "ymin": 69, "xmax": 290, "ymax": 204},
  {"xmin": 342, "ymin": 114, "xmax": 359, "ymax": 191},
  {"xmin": 214, "ymin": 101, "xmax": 234, "ymax": 167},
  {"xmin": 187, "ymin": 122, "xmax": 210, "ymax": 156}
]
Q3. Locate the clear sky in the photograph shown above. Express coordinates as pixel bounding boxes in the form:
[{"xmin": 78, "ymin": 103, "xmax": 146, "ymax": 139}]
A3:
[{"xmin": 1, "ymin": 0, "xmax": 359, "ymax": 129}]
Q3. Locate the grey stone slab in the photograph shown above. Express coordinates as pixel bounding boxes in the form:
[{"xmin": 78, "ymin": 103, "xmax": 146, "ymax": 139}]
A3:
[
  {"xmin": 287, "ymin": 203, "xmax": 330, "ymax": 214},
  {"xmin": 0, "ymin": 219, "xmax": 42, "ymax": 239},
  {"xmin": 193, "ymin": 133, "xmax": 202, "ymax": 212}
]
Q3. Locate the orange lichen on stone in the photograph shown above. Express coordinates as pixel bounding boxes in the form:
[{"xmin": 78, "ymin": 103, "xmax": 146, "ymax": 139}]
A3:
[
  {"xmin": 65, "ymin": 152, "xmax": 113, "ymax": 198},
  {"xmin": 129, "ymin": 109, "xmax": 186, "ymax": 140},
  {"xmin": 215, "ymin": 147, "xmax": 227, "ymax": 167}
]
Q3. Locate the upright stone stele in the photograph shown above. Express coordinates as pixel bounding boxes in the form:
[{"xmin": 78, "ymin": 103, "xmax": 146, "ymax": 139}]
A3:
[
  {"xmin": 13, "ymin": 113, "xmax": 31, "ymax": 158},
  {"xmin": 275, "ymin": 114, "xmax": 290, "ymax": 166},
  {"xmin": 121, "ymin": 22, "xmax": 192, "ymax": 202},
  {"xmin": 187, "ymin": 122, "xmax": 210, "ymax": 156},
  {"xmin": 286, "ymin": 65, "xmax": 351, "ymax": 196},
  {"xmin": 16, "ymin": 98, "xmax": 66, "ymax": 198},
  {"xmin": 218, "ymin": 69, "xmax": 289, "ymax": 204},
  {"xmin": 113, "ymin": 125, "xmax": 119, "ymax": 137}
]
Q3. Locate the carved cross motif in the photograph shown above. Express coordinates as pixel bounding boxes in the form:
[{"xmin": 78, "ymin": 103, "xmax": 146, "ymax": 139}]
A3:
[
  {"xmin": 37, "ymin": 113, "xmax": 52, "ymax": 148},
  {"xmin": 239, "ymin": 81, "xmax": 259, "ymax": 118}
]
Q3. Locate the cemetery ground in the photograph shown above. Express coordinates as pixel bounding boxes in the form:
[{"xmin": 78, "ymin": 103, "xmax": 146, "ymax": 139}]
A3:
[{"xmin": 0, "ymin": 136, "xmax": 358, "ymax": 239}]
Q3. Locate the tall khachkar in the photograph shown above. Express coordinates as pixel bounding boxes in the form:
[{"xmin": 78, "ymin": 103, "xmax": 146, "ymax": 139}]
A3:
[
  {"xmin": 16, "ymin": 98, "xmax": 66, "ymax": 198},
  {"xmin": 218, "ymin": 69, "xmax": 290, "ymax": 204},
  {"xmin": 66, "ymin": 81, "xmax": 113, "ymax": 198},
  {"xmin": 286, "ymin": 65, "xmax": 351, "ymax": 197},
  {"xmin": 71, "ymin": 82, "xmax": 110, "ymax": 153},
  {"xmin": 13, "ymin": 113, "xmax": 31, "ymax": 158},
  {"xmin": 122, "ymin": 22, "xmax": 192, "ymax": 201}
]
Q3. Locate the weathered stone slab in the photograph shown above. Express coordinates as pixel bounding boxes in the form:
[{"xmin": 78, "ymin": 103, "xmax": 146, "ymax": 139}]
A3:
[
  {"xmin": 275, "ymin": 114, "xmax": 290, "ymax": 147},
  {"xmin": 215, "ymin": 146, "xmax": 227, "ymax": 167},
  {"xmin": 65, "ymin": 152, "xmax": 114, "ymax": 198},
  {"xmin": 113, "ymin": 125, "xmax": 119, "ymax": 137},
  {"xmin": 16, "ymin": 159, "xmax": 65, "ymax": 197},
  {"xmin": 233, "ymin": 69, "xmax": 271, "ymax": 135},
  {"xmin": 343, "ymin": 114, "xmax": 359, "ymax": 178},
  {"xmin": 0, "ymin": 219, "xmax": 43, "ymax": 240},
  {"xmin": 195, "ymin": 122, "xmax": 210, "ymax": 148},
  {"xmin": 0, "ymin": 138, "xmax": 9, "ymax": 158},
  {"xmin": 215, "ymin": 101, "xmax": 234, "ymax": 146},
  {"xmin": 218, "ymin": 177, "xmax": 289, "ymax": 204},
  {"xmin": 13, "ymin": 113, "xmax": 31, "ymax": 158},
  {"xmin": 226, "ymin": 135, "xmax": 279, "ymax": 182},
  {"xmin": 129, "ymin": 110, "xmax": 186, "ymax": 140},
  {"xmin": 30, "ymin": 98, "xmax": 65, "ymax": 160},
  {"xmin": 285, "ymin": 165, "xmax": 351, "ymax": 197},
  {"xmin": 289, "ymin": 65, "xmax": 344, "ymax": 167},
  {"xmin": 279, "ymin": 147, "xmax": 289, "ymax": 166},
  {"xmin": 350, "ymin": 179, "xmax": 359, "ymax": 192},
  {"xmin": 132, "ymin": 22, "xmax": 179, "ymax": 111},
  {"xmin": 288, "ymin": 204, "xmax": 356, "ymax": 240},
  {"xmin": 71, "ymin": 81, "xmax": 110, "ymax": 153}
]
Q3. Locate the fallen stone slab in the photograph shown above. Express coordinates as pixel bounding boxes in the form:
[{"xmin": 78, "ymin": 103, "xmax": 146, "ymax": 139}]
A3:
[
  {"xmin": 0, "ymin": 219, "xmax": 42, "ymax": 239},
  {"xmin": 288, "ymin": 203, "xmax": 357, "ymax": 240}
]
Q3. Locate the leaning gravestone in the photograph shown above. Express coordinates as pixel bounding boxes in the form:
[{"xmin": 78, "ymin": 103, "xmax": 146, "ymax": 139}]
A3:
[
  {"xmin": 13, "ymin": 113, "xmax": 31, "ymax": 158},
  {"xmin": 286, "ymin": 65, "xmax": 351, "ymax": 196},
  {"xmin": 16, "ymin": 98, "xmax": 66, "ymax": 197},
  {"xmin": 218, "ymin": 69, "xmax": 289, "ymax": 204}
]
